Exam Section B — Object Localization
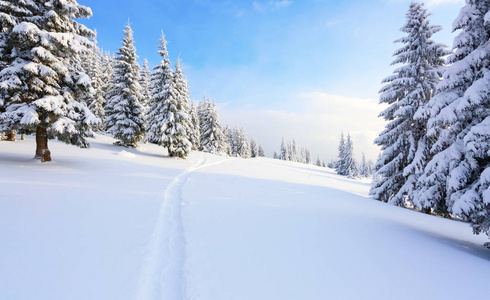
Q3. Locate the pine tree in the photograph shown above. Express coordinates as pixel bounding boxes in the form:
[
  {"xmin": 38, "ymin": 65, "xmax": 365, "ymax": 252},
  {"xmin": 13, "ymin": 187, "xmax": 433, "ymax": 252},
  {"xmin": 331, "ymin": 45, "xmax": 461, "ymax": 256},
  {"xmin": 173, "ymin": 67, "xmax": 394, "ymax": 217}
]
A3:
[
  {"xmin": 417, "ymin": 1, "xmax": 490, "ymax": 241},
  {"xmin": 101, "ymin": 51, "xmax": 114, "ymax": 104},
  {"xmin": 167, "ymin": 58, "xmax": 193, "ymax": 158},
  {"xmin": 316, "ymin": 155, "xmax": 322, "ymax": 167},
  {"xmin": 291, "ymin": 139, "xmax": 298, "ymax": 162},
  {"xmin": 370, "ymin": 2, "xmax": 449, "ymax": 204},
  {"xmin": 140, "ymin": 58, "xmax": 152, "ymax": 111},
  {"xmin": 359, "ymin": 153, "xmax": 371, "ymax": 178},
  {"xmin": 87, "ymin": 30, "xmax": 105, "ymax": 131},
  {"xmin": 250, "ymin": 137, "xmax": 258, "ymax": 158},
  {"xmin": 236, "ymin": 128, "xmax": 250, "ymax": 158},
  {"xmin": 300, "ymin": 147, "xmax": 307, "ymax": 163},
  {"xmin": 145, "ymin": 35, "xmax": 191, "ymax": 158},
  {"xmin": 198, "ymin": 96, "xmax": 227, "ymax": 155},
  {"xmin": 188, "ymin": 101, "xmax": 201, "ymax": 150},
  {"xmin": 336, "ymin": 132, "xmax": 347, "ymax": 175},
  {"xmin": 0, "ymin": 0, "xmax": 99, "ymax": 162},
  {"xmin": 345, "ymin": 134, "xmax": 358, "ymax": 177},
  {"xmin": 104, "ymin": 23, "xmax": 145, "ymax": 148},
  {"xmin": 144, "ymin": 33, "xmax": 173, "ymax": 145},
  {"xmin": 258, "ymin": 145, "xmax": 265, "ymax": 157},
  {"xmin": 286, "ymin": 141, "xmax": 293, "ymax": 161},
  {"xmin": 305, "ymin": 149, "xmax": 312, "ymax": 164},
  {"xmin": 280, "ymin": 137, "xmax": 287, "ymax": 160}
]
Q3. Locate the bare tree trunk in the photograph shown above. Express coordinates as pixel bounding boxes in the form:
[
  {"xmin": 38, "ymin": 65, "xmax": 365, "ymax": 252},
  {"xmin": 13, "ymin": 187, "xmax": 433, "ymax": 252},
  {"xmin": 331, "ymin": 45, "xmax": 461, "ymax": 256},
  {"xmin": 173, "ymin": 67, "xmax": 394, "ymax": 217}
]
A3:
[
  {"xmin": 21, "ymin": 134, "xmax": 25, "ymax": 140},
  {"xmin": 35, "ymin": 126, "xmax": 51, "ymax": 162},
  {"xmin": 6, "ymin": 130, "xmax": 15, "ymax": 141}
]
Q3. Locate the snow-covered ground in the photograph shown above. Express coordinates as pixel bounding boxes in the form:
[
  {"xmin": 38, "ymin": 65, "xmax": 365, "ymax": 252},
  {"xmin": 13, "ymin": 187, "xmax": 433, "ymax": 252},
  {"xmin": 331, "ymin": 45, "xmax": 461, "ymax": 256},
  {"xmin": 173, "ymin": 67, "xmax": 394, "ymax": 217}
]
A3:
[{"xmin": 1, "ymin": 134, "xmax": 489, "ymax": 300}]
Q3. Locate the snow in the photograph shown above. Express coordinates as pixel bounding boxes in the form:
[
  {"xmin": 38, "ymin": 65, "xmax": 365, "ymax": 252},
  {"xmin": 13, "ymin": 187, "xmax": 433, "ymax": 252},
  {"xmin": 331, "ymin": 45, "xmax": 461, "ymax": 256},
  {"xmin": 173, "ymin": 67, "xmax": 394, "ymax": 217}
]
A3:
[{"xmin": 1, "ymin": 134, "xmax": 490, "ymax": 300}]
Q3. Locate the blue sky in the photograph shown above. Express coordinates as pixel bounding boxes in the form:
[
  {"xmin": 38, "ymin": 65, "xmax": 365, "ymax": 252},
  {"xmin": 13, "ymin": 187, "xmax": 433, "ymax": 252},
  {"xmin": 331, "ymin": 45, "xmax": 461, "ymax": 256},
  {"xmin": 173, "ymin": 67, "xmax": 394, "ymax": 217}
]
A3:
[{"xmin": 79, "ymin": 0, "xmax": 464, "ymax": 161}]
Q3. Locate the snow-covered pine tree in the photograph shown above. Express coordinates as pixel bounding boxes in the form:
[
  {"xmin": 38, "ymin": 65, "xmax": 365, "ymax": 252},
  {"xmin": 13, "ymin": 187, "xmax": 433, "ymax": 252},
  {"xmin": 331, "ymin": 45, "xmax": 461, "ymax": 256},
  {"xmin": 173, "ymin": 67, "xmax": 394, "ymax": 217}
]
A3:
[
  {"xmin": 300, "ymin": 147, "xmax": 306, "ymax": 163},
  {"xmin": 222, "ymin": 126, "xmax": 232, "ymax": 156},
  {"xmin": 87, "ymin": 30, "xmax": 105, "ymax": 131},
  {"xmin": 140, "ymin": 58, "xmax": 151, "ymax": 111},
  {"xmin": 0, "ymin": 1, "xmax": 18, "ymax": 141},
  {"xmin": 101, "ymin": 51, "xmax": 114, "ymax": 104},
  {"xmin": 359, "ymin": 153, "xmax": 371, "ymax": 178},
  {"xmin": 345, "ymin": 134, "xmax": 358, "ymax": 177},
  {"xmin": 291, "ymin": 139, "xmax": 298, "ymax": 162},
  {"xmin": 336, "ymin": 132, "xmax": 347, "ymax": 175},
  {"xmin": 0, "ymin": 0, "xmax": 99, "ymax": 162},
  {"xmin": 198, "ymin": 96, "xmax": 227, "ymax": 155},
  {"xmin": 169, "ymin": 58, "xmax": 193, "ymax": 158},
  {"xmin": 104, "ymin": 23, "xmax": 145, "ymax": 148},
  {"xmin": 280, "ymin": 137, "xmax": 287, "ymax": 160},
  {"xmin": 236, "ymin": 128, "xmax": 251, "ymax": 158},
  {"xmin": 305, "ymin": 149, "xmax": 312, "ymax": 164},
  {"xmin": 258, "ymin": 145, "xmax": 265, "ymax": 157},
  {"xmin": 226, "ymin": 126, "xmax": 238, "ymax": 156},
  {"xmin": 370, "ymin": 2, "xmax": 449, "ymax": 204},
  {"xmin": 250, "ymin": 137, "xmax": 258, "ymax": 158},
  {"xmin": 417, "ymin": 1, "xmax": 490, "ymax": 241},
  {"xmin": 316, "ymin": 155, "xmax": 322, "ymax": 166},
  {"xmin": 145, "ymin": 34, "xmax": 191, "ymax": 158},
  {"xmin": 286, "ymin": 140, "xmax": 293, "ymax": 161},
  {"xmin": 188, "ymin": 100, "xmax": 201, "ymax": 150},
  {"xmin": 273, "ymin": 151, "xmax": 279, "ymax": 159}
]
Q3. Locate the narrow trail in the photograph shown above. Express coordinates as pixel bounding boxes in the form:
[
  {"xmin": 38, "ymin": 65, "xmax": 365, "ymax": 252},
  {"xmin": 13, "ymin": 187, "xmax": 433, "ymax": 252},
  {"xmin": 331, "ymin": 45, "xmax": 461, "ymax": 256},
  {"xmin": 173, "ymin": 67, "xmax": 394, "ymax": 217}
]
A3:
[{"xmin": 136, "ymin": 155, "xmax": 231, "ymax": 300}]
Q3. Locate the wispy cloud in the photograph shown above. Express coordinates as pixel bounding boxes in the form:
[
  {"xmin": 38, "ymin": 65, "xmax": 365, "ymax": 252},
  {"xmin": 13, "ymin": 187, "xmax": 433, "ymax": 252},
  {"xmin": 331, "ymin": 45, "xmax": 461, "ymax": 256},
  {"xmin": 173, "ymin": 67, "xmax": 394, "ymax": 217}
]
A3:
[{"xmin": 253, "ymin": 1, "xmax": 293, "ymax": 13}]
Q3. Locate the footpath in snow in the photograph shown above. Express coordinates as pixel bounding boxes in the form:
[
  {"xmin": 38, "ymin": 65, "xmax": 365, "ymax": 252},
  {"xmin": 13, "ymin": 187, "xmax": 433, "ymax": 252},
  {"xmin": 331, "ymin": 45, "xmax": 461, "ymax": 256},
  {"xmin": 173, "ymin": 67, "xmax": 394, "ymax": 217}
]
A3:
[{"xmin": 1, "ymin": 134, "xmax": 490, "ymax": 300}]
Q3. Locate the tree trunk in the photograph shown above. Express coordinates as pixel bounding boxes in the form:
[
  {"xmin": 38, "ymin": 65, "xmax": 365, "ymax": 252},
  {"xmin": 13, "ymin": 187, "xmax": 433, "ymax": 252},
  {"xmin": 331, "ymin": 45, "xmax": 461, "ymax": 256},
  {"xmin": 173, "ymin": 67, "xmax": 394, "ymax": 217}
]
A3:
[
  {"xmin": 35, "ymin": 126, "xmax": 51, "ymax": 162},
  {"xmin": 21, "ymin": 134, "xmax": 25, "ymax": 140},
  {"xmin": 6, "ymin": 130, "xmax": 15, "ymax": 141}
]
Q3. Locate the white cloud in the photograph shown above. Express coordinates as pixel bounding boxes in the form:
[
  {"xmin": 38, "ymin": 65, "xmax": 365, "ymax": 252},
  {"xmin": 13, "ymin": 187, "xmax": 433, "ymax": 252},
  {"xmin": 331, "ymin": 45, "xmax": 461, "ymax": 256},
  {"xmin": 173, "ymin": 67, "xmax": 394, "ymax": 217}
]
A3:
[
  {"xmin": 253, "ymin": 1, "xmax": 292, "ymax": 13},
  {"xmin": 218, "ymin": 92, "xmax": 387, "ymax": 162}
]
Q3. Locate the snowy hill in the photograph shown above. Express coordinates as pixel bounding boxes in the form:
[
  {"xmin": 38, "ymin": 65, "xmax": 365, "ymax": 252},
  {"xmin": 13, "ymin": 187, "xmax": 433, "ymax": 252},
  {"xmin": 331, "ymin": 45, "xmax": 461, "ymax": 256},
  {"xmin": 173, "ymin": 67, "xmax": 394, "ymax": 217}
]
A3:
[{"xmin": 1, "ymin": 134, "xmax": 489, "ymax": 300}]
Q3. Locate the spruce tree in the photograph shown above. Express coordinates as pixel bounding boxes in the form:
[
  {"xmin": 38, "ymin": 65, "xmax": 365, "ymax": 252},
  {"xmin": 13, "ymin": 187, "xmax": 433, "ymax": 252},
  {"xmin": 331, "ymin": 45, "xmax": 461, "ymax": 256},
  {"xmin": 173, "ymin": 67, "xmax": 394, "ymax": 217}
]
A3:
[
  {"xmin": 101, "ymin": 51, "xmax": 114, "ymax": 104},
  {"xmin": 144, "ymin": 32, "xmax": 174, "ymax": 147},
  {"xmin": 305, "ymin": 149, "xmax": 312, "ymax": 164},
  {"xmin": 188, "ymin": 101, "xmax": 201, "ymax": 150},
  {"xmin": 345, "ymin": 134, "xmax": 358, "ymax": 177},
  {"xmin": 336, "ymin": 132, "xmax": 347, "ymax": 175},
  {"xmin": 370, "ymin": 2, "xmax": 449, "ymax": 204},
  {"xmin": 226, "ymin": 126, "xmax": 237, "ymax": 156},
  {"xmin": 291, "ymin": 139, "xmax": 298, "ymax": 162},
  {"xmin": 87, "ymin": 30, "xmax": 105, "ymax": 131},
  {"xmin": 104, "ymin": 23, "xmax": 145, "ymax": 148},
  {"xmin": 0, "ymin": 0, "xmax": 99, "ymax": 162},
  {"xmin": 236, "ymin": 128, "xmax": 251, "ymax": 158},
  {"xmin": 418, "ymin": 1, "xmax": 490, "ymax": 241},
  {"xmin": 250, "ymin": 137, "xmax": 258, "ymax": 158},
  {"xmin": 359, "ymin": 153, "xmax": 371, "ymax": 178},
  {"xmin": 145, "ymin": 34, "xmax": 191, "ymax": 158},
  {"xmin": 280, "ymin": 137, "xmax": 287, "ymax": 160},
  {"xmin": 169, "ymin": 59, "xmax": 192, "ymax": 158},
  {"xmin": 258, "ymin": 145, "xmax": 265, "ymax": 157},
  {"xmin": 140, "ymin": 58, "xmax": 152, "ymax": 111},
  {"xmin": 198, "ymin": 96, "xmax": 227, "ymax": 155}
]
